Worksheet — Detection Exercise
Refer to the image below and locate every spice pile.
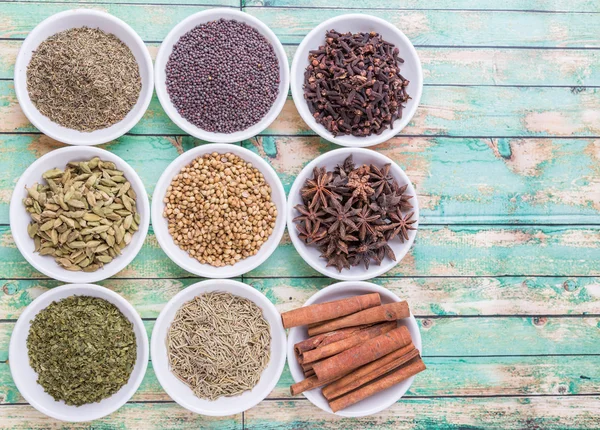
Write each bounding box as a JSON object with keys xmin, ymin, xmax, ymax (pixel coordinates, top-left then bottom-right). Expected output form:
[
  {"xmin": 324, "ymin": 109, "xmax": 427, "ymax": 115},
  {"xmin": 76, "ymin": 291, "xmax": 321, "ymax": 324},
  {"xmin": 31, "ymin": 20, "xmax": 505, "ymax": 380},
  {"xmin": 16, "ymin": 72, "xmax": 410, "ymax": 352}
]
[
  {"xmin": 27, "ymin": 27, "xmax": 141, "ymax": 132},
  {"xmin": 163, "ymin": 152, "xmax": 277, "ymax": 267},
  {"xmin": 23, "ymin": 157, "xmax": 140, "ymax": 272},
  {"xmin": 166, "ymin": 19, "xmax": 280, "ymax": 133},
  {"xmin": 167, "ymin": 292, "xmax": 271, "ymax": 400},
  {"xmin": 282, "ymin": 293, "xmax": 425, "ymax": 412},
  {"xmin": 293, "ymin": 155, "xmax": 415, "ymax": 272},
  {"xmin": 303, "ymin": 30, "xmax": 410, "ymax": 137},
  {"xmin": 27, "ymin": 296, "xmax": 137, "ymax": 406}
]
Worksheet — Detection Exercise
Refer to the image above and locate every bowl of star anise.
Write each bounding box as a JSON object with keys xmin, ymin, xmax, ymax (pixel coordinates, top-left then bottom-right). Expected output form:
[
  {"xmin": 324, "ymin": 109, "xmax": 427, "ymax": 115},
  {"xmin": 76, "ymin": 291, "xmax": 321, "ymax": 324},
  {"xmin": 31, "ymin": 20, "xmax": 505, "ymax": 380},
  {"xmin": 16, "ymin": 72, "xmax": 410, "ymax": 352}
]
[{"xmin": 287, "ymin": 148, "xmax": 418, "ymax": 281}]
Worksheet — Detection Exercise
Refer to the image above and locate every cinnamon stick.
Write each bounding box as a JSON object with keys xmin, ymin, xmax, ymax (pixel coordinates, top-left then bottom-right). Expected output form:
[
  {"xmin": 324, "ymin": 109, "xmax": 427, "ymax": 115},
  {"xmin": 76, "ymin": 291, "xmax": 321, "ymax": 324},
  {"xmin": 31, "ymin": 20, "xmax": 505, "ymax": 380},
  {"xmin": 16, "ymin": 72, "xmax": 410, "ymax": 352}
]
[
  {"xmin": 322, "ymin": 344, "xmax": 419, "ymax": 400},
  {"xmin": 313, "ymin": 325, "xmax": 412, "ymax": 382},
  {"xmin": 294, "ymin": 325, "xmax": 367, "ymax": 358},
  {"xmin": 329, "ymin": 357, "xmax": 426, "ymax": 412},
  {"xmin": 290, "ymin": 375, "xmax": 334, "ymax": 396},
  {"xmin": 304, "ymin": 369, "xmax": 315, "ymax": 377},
  {"xmin": 308, "ymin": 301, "xmax": 410, "ymax": 336},
  {"xmin": 302, "ymin": 322, "xmax": 396, "ymax": 364},
  {"xmin": 281, "ymin": 293, "xmax": 381, "ymax": 329}
]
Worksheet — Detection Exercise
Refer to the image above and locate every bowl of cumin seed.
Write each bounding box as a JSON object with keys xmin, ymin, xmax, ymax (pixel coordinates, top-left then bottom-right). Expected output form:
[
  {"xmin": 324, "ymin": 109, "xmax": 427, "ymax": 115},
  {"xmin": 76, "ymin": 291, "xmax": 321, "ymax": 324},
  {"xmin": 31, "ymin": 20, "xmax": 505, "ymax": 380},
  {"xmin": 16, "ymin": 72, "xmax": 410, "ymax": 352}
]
[{"xmin": 14, "ymin": 10, "xmax": 154, "ymax": 146}]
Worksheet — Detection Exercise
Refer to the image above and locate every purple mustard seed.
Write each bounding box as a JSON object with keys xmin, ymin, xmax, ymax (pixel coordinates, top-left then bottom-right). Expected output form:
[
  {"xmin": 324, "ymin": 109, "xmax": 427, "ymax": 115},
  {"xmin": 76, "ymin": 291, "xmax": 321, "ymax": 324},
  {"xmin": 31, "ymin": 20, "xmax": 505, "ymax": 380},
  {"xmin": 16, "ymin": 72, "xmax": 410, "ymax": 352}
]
[{"xmin": 166, "ymin": 19, "xmax": 280, "ymax": 134}]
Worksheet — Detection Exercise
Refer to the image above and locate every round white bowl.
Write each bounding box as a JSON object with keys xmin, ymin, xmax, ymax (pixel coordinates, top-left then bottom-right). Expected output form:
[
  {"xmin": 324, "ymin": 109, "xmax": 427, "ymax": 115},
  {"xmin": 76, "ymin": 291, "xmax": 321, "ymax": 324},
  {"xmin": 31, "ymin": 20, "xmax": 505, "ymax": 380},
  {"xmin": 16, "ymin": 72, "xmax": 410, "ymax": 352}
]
[
  {"xmin": 14, "ymin": 9, "xmax": 154, "ymax": 146},
  {"xmin": 155, "ymin": 9, "xmax": 290, "ymax": 143},
  {"xmin": 10, "ymin": 146, "xmax": 150, "ymax": 283},
  {"xmin": 9, "ymin": 283, "xmax": 149, "ymax": 422},
  {"xmin": 151, "ymin": 143, "xmax": 286, "ymax": 278},
  {"xmin": 291, "ymin": 14, "xmax": 423, "ymax": 148},
  {"xmin": 151, "ymin": 279, "xmax": 286, "ymax": 416},
  {"xmin": 287, "ymin": 147, "xmax": 418, "ymax": 281},
  {"xmin": 287, "ymin": 281, "xmax": 421, "ymax": 417}
]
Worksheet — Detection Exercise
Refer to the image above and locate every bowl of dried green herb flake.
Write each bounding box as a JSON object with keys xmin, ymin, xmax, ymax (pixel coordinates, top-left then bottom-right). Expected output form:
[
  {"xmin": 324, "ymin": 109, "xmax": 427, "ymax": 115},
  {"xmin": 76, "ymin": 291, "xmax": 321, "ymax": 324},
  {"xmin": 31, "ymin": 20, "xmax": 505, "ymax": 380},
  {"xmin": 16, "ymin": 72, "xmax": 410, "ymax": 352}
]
[
  {"xmin": 14, "ymin": 9, "xmax": 153, "ymax": 145},
  {"xmin": 10, "ymin": 146, "xmax": 150, "ymax": 283},
  {"xmin": 9, "ymin": 283, "xmax": 148, "ymax": 422}
]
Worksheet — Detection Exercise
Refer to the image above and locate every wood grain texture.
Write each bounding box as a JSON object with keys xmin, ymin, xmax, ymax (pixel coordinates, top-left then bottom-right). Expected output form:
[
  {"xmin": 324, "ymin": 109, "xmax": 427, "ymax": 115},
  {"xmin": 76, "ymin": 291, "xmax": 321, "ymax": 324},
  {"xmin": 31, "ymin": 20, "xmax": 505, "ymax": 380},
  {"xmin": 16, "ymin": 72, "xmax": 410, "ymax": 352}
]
[{"xmin": 244, "ymin": 397, "xmax": 600, "ymax": 429}]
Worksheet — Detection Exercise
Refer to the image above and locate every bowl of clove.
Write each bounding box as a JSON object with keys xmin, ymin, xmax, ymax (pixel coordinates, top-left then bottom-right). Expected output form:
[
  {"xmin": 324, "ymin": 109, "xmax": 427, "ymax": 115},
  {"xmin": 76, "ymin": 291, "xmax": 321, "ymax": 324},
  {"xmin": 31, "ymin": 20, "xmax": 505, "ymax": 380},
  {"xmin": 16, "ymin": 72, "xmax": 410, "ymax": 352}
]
[
  {"xmin": 290, "ymin": 14, "xmax": 423, "ymax": 148},
  {"xmin": 287, "ymin": 147, "xmax": 418, "ymax": 281},
  {"xmin": 10, "ymin": 146, "xmax": 150, "ymax": 283}
]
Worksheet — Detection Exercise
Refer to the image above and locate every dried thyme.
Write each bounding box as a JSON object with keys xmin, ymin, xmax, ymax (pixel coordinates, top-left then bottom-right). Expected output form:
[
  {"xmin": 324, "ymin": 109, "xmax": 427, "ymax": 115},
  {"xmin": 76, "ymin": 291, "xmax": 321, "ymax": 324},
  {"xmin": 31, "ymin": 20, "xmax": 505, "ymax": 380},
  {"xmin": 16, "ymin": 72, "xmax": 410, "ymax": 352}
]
[
  {"xmin": 294, "ymin": 155, "xmax": 416, "ymax": 272},
  {"xmin": 27, "ymin": 296, "xmax": 137, "ymax": 406},
  {"xmin": 26, "ymin": 27, "xmax": 141, "ymax": 132},
  {"xmin": 23, "ymin": 157, "xmax": 140, "ymax": 272}
]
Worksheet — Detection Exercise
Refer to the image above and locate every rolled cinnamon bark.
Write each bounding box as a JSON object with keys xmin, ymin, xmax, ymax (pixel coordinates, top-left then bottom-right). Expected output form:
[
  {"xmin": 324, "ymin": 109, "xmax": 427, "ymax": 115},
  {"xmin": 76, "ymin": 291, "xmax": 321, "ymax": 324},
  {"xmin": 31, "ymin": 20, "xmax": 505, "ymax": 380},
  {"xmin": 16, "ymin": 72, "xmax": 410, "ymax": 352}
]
[
  {"xmin": 302, "ymin": 322, "xmax": 397, "ymax": 364},
  {"xmin": 290, "ymin": 375, "xmax": 334, "ymax": 396},
  {"xmin": 322, "ymin": 345, "xmax": 419, "ymax": 400},
  {"xmin": 281, "ymin": 293, "xmax": 381, "ymax": 329},
  {"xmin": 313, "ymin": 326, "xmax": 412, "ymax": 382},
  {"xmin": 304, "ymin": 369, "xmax": 315, "ymax": 377},
  {"xmin": 294, "ymin": 325, "xmax": 368, "ymax": 359},
  {"xmin": 329, "ymin": 357, "xmax": 426, "ymax": 412},
  {"xmin": 308, "ymin": 301, "xmax": 410, "ymax": 336}
]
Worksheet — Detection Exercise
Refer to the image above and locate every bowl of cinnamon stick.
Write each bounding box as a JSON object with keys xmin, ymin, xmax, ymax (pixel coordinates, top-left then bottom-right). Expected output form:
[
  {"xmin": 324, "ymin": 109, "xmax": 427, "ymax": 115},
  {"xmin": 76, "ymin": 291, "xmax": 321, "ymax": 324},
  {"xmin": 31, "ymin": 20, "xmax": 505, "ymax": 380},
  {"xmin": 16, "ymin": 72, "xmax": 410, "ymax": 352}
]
[{"xmin": 283, "ymin": 281, "xmax": 424, "ymax": 417}]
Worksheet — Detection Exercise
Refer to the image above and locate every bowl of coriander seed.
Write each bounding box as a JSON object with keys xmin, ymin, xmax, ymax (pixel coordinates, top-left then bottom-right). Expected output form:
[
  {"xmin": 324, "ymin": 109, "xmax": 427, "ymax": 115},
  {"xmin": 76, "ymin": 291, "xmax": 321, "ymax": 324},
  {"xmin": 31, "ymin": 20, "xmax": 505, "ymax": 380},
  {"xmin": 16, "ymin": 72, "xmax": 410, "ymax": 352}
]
[{"xmin": 151, "ymin": 144, "xmax": 287, "ymax": 278}]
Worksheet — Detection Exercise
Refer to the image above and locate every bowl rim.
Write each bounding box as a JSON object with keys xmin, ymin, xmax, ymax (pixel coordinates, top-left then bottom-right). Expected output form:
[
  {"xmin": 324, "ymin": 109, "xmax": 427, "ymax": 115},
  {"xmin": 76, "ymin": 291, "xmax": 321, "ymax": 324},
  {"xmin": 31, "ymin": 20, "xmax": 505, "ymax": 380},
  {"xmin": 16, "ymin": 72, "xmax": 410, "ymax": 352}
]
[
  {"xmin": 9, "ymin": 146, "xmax": 150, "ymax": 283},
  {"xmin": 154, "ymin": 8, "xmax": 290, "ymax": 143},
  {"xmin": 13, "ymin": 9, "xmax": 154, "ymax": 146},
  {"xmin": 286, "ymin": 281, "xmax": 422, "ymax": 417},
  {"xmin": 150, "ymin": 278, "xmax": 287, "ymax": 416},
  {"xmin": 151, "ymin": 143, "xmax": 287, "ymax": 278},
  {"xmin": 9, "ymin": 283, "xmax": 149, "ymax": 422},
  {"xmin": 290, "ymin": 13, "xmax": 423, "ymax": 148},
  {"xmin": 286, "ymin": 147, "xmax": 419, "ymax": 281}
]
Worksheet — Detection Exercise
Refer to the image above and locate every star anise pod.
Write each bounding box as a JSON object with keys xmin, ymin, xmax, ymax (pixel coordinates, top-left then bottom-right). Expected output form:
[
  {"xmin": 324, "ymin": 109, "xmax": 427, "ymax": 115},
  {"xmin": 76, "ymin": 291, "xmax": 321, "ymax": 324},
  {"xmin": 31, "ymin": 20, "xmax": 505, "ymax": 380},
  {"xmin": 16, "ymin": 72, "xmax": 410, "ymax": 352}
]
[
  {"xmin": 322, "ymin": 198, "xmax": 359, "ymax": 235},
  {"xmin": 391, "ymin": 182, "xmax": 414, "ymax": 211},
  {"xmin": 347, "ymin": 171, "xmax": 375, "ymax": 203},
  {"xmin": 379, "ymin": 210, "xmax": 417, "ymax": 242},
  {"xmin": 369, "ymin": 192, "xmax": 402, "ymax": 218},
  {"xmin": 326, "ymin": 252, "xmax": 351, "ymax": 272},
  {"xmin": 296, "ymin": 220, "xmax": 327, "ymax": 244},
  {"xmin": 318, "ymin": 225, "xmax": 358, "ymax": 257},
  {"xmin": 376, "ymin": 242, "xmax": 396, "ymax": 263},
  {"xmin": 353, "ymin": 205, "xmax": 382, "ymax": 241},
  {"xmin": 301, "ymin": 167, "xmax": 340, "ymax": 209},
  {"xmin": 293, "ymin": 204, "xmax": 325, "ymax": 231},
  {"xmin": 369, "ymin": 163, "xmax": 394, "ymax": 198},
  {"xmin": 349, "ymin": 237, "xmax": 385, "ymax": 269},
  {"xmin": 334, "ymin": 155, "xmax": 355, "ymax": 177}
]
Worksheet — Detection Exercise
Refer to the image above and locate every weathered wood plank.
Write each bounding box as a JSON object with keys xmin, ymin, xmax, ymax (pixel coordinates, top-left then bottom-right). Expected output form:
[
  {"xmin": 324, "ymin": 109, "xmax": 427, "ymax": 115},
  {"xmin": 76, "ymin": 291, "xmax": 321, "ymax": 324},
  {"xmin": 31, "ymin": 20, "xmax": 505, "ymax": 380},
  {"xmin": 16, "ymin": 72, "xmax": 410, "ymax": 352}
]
[
  {"xmin": 249, "ymin": 226, "xmax": 600, "ymax": 278},
  {"xmin": 0, "ymin": 403, "xmax": 242, "ymax": 429},
  {"xmin": 244, "ymin": 397, "xmax": 600, "ymax": 430},
  {"xmin": 3, "ymin": 134, "xmax": 600, "ymax": 225},
  {"xmin": 3, "ymin": 40, "xmax": 600, "ymax": 86},
  {"xmin": 1, "ymin": 4, "xmax": 599, "ymax": 48},
  {"xmin": 2, "ymin": 277, "xmax": 599, "ymax": 320},
  {"xmin": 2, "ymin": 316, "xmax": 600, "ymax": 360},
  {"xmin": 2, "ymin": 355, "xmax": 600, "ymax": 404},
  {"xmin": 2, "ymin": 225, "xmax": 600, "ymax": 279},
  {"xmin": 3, "ymin": 81, "xmax": 600, "ymax": 136},
  {"xmin": 244, "ymin": 0, "xmax": 600, "ymax": 12},
  {"xmin": 245, "ymin": 7, "xmax": 600, "ymax": 47}
]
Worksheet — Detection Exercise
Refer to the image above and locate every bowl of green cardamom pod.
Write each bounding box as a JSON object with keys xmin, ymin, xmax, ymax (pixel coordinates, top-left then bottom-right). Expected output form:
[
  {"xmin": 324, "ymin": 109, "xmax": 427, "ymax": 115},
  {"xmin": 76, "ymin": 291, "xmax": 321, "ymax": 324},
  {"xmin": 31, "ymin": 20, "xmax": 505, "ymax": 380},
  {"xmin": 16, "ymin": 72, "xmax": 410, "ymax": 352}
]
[
  {"xmin": 9, "ymin": 283, "xmax": 148, "ymax": 422},
  {"xmin": 10, "ymin": 146, "xmax": 150, "ymax": 283}
]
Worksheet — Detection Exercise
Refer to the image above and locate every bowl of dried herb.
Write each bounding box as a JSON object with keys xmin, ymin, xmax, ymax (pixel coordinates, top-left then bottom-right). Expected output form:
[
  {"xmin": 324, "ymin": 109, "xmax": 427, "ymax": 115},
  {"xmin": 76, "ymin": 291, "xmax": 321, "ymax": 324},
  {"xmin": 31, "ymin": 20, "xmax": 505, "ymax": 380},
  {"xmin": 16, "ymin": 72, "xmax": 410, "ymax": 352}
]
[
  {"xmin": 290, "ymin": 14, "xmax": 423, "ymax": 147},
  {"xmin": 9, "ymin": 283, "xmax": 148, "ymax": 422},
  {"xmin": 14, "ymin": 9, "xmax": 154, "ymax": 145},
  {"xmin": 10, "ymin": 146, "xmax": 150, "ymax": 283},
  {"xmin": 287, "ymin": 147, "xmax": 418, "ymax": 281}
]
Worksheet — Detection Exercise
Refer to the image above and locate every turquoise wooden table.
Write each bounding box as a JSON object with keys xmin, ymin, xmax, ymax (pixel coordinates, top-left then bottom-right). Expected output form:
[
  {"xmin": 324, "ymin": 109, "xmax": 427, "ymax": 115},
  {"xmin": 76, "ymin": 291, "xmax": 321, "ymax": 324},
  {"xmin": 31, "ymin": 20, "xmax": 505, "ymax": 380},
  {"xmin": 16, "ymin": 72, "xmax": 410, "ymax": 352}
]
[{"xmin": 1, "ymin": 0, "xmax": 600, "ymax": 428}]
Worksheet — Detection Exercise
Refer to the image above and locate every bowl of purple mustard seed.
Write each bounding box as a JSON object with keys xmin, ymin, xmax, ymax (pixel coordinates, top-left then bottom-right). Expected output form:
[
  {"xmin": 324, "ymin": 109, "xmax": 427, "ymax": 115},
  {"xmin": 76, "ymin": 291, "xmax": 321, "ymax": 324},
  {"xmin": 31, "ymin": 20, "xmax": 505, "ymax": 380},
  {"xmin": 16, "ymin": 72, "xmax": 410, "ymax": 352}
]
[
  {"xmin": 291, "ymin": 14, "xmax": 423, "ymax": 148},
  {"xmin": 155, "ymin": 9, "xmax": 289, "ymax": 143},
  {"xmin": 286, "ymin": 148, "xmax": 419, "ymax": 281}
]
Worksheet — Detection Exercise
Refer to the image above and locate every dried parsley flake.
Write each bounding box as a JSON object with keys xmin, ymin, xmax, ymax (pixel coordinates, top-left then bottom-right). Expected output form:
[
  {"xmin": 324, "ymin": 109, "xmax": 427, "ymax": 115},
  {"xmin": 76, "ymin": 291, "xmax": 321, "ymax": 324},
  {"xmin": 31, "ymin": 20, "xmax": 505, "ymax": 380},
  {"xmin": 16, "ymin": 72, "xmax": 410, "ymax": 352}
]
[{"xmin": 26, "ymin": 295, "xmax": 137, "ymax": 406}]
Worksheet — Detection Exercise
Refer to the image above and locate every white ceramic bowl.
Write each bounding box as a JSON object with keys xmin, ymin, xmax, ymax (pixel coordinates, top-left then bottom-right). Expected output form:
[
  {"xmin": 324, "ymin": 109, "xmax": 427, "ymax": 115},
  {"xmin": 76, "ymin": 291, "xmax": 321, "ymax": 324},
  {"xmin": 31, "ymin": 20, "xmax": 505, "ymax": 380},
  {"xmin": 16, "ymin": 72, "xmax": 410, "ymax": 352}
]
[
  {"xmin": 287, "ymin": 147, "xmax": 418, "ymax": 281},
  {"xmin": 14, "ymin": 10, "xmax": 154, "ymax": 146},
  {"xmin": 151, "ymin": 279, "xmax": 286, "ymax": 416},
  {"xmin": 291, "ymin": 14, "xmax": 423, "ymax": 147},
  {"xmin": 9, "ymin": 283, "xmax": 149, "ymax": 422},
  {"xmin": 151, "ymin": 143, "xmax": 286, "ymax": 278},
  {"xmin": 287, "ymin": 281, "xmax": 422, "ymax": 417},
  {"xmin": 155, "ymin": 9, "xmax": 289, "ymax": 143},
  {"xmin": 10, "ymin": 146, "xmax": 150, "ymax": 283}
]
